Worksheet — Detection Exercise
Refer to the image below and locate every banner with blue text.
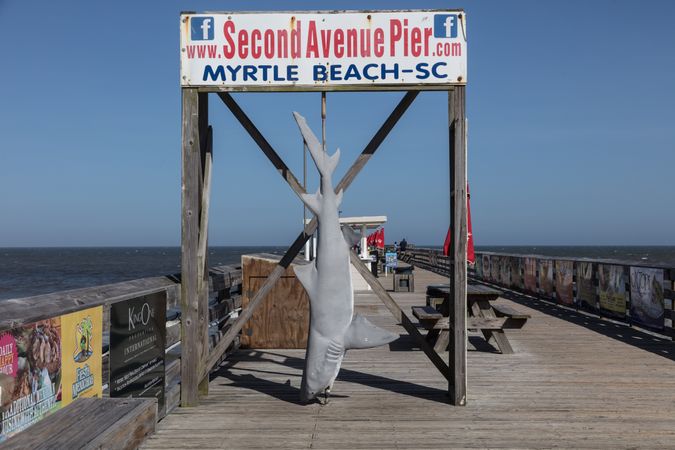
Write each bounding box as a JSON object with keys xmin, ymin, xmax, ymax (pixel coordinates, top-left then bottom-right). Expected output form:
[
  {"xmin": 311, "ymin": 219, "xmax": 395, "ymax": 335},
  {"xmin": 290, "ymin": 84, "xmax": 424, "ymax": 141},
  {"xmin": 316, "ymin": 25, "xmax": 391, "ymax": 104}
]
[{"xmin": 180, "ymin": 10, "xmax": 467, "ymax": 89}]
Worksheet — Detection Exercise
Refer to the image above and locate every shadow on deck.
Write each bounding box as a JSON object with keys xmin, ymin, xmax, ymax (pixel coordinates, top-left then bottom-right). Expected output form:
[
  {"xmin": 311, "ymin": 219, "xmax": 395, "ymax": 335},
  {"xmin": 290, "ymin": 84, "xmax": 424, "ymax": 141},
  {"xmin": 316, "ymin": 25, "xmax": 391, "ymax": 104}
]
[{"xmin": 212, "ymin": 349, "xmax": 450, "ymax": 406}]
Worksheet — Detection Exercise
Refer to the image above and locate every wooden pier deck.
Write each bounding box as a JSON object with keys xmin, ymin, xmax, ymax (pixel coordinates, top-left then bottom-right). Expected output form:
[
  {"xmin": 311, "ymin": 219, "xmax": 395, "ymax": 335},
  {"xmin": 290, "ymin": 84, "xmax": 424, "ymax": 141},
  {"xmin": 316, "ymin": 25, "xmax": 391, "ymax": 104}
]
[{"xmin": 143, "ymin": 267, "xmax": 675, "ymax": 449}]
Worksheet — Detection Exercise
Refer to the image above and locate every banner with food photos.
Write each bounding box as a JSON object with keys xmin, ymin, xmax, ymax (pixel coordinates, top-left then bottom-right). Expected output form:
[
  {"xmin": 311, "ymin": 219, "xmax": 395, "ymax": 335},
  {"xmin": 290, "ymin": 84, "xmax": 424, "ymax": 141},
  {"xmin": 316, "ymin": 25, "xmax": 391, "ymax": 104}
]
[{"xmin": 0, "ymin": 319, "xmax": 62, "ymax": 441}]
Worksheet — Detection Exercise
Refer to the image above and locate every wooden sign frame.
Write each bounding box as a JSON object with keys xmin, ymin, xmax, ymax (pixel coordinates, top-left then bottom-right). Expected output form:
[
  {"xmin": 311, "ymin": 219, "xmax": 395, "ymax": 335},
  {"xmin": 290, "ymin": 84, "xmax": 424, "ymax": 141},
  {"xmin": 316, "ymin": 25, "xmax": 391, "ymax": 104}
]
[{"xmin": 179, "ymin": 10, "xmax": 468, "ymax": 408}]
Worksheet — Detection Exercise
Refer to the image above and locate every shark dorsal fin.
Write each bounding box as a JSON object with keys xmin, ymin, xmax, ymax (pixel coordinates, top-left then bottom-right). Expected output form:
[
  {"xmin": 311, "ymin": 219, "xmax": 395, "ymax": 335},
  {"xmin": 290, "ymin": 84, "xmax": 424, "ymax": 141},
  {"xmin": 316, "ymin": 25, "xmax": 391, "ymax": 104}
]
[{"xmin": 343, "ymin": 314, "xmax": 399, "ymax": 350}]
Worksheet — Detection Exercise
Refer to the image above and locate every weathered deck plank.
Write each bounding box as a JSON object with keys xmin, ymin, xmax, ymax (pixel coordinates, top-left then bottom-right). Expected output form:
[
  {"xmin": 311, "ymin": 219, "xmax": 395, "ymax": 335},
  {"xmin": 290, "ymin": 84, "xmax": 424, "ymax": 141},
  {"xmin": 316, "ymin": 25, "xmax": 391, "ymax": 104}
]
[{"xmin": 143, "ymin": 267, "xmax": 675, "ymax": 449}]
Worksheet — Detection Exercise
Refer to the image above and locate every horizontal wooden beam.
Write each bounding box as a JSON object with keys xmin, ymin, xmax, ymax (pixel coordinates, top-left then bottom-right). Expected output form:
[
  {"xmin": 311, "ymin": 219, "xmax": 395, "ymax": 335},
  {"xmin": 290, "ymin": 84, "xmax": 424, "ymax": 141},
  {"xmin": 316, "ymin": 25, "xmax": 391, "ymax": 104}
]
[{"xmin": 195, "ymin": 85, "xmax": 457, "ymax": 93}]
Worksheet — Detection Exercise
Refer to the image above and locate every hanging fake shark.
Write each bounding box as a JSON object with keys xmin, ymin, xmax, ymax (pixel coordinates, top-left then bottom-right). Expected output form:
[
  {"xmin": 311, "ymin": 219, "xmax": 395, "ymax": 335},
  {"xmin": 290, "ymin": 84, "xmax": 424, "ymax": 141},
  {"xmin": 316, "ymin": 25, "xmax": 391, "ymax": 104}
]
[{"xmin": 292, "ymin": 112, "xmax": 399, "ymax": 403}]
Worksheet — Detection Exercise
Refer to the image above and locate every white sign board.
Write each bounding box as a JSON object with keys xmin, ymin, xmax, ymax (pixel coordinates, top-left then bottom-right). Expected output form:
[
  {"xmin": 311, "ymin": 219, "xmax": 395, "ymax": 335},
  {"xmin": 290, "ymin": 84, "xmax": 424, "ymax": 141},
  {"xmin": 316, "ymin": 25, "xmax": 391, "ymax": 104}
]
[{"xmin": 180, "ymin": 10, "xmax": 467, "ymax": 90}]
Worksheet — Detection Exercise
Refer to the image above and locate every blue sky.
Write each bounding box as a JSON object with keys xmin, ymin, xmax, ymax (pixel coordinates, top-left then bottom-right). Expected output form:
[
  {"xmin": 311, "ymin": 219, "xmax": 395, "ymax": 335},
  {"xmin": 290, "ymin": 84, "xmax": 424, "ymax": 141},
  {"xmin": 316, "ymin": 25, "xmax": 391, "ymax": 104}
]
[{"xmin": 1, "ymin": 0, "xmax": 673, "ymax": 247}]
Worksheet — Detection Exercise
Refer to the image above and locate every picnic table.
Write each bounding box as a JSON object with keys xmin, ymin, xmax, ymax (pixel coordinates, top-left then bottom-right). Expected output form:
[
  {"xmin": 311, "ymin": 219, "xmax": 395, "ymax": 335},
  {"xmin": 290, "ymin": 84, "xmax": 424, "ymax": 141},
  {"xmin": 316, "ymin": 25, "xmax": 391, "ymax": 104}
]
[{"xmin": 412, "ymin": 283, "xmax": 529, "ymax": 354}]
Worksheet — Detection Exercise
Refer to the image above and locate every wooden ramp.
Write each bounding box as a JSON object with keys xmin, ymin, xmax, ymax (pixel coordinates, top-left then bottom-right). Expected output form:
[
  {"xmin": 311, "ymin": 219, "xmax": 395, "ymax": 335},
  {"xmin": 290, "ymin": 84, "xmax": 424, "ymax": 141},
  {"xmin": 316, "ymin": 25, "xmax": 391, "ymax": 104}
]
[{"xmin": 143, "ymin": 268, "xmax": 675, "ymax": 449}]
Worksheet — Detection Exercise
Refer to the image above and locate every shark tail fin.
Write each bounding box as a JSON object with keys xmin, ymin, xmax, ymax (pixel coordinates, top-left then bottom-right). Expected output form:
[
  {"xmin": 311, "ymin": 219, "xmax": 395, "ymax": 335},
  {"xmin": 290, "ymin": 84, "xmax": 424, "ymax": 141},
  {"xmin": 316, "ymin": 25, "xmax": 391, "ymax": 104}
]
[
  {"xmin": 344, "ymin": 314, "xmax": 399, "ymax": 350},
  {"xmin": 293, "ymin": 112, "xmax": 340, "ymax": 178},
  {"xmin": 294, "ymin": 260, "xmax": 317, "ymax": 300}
]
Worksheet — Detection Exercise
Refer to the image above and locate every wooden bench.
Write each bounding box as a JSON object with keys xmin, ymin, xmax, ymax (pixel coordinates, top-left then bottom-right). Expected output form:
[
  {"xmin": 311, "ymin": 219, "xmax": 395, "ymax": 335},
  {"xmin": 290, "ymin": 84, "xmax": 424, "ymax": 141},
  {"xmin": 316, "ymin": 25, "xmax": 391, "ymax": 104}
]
[
  {"xmin": 2, "ymin": 397, "xmax": 157, "ymax": 450},
  {"xmin": 492, "ymin": 303, "xmax": 531, "ymax": 329},
  {"xmin": 413, "ymin": 284, "xmax": 530, "ymax": 354}
]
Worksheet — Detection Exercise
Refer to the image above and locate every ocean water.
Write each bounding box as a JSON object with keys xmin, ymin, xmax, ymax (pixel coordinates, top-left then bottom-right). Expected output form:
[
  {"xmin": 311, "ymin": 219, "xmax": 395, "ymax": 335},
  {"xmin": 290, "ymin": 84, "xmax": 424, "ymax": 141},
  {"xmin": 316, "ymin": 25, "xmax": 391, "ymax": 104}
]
[
  {"xmin": 0, "ymin": 246, "xmax": 285, "ymax": 301},
  {"xmin": 1, "ymin": 246, "xmax": 674, "ymax": 301}
]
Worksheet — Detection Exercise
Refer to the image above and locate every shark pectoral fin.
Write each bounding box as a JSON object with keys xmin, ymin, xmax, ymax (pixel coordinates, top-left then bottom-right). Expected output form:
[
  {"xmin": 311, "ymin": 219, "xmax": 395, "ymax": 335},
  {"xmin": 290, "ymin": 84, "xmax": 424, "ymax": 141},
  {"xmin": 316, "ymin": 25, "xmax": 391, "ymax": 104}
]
[
  {"xmin": 344, "ymin": 314, "xmax": 399, "ymax": 350},
  {"xmin": 341, "ymin": 225, "xmax": 360, "ymax": 247},
  {"xmin": 300, "ymin": 188, "xmax": 322, "ymax": 216},
  {"xmin": 294, "ymin": 260, "xmax": 317, "ymax": 299}
]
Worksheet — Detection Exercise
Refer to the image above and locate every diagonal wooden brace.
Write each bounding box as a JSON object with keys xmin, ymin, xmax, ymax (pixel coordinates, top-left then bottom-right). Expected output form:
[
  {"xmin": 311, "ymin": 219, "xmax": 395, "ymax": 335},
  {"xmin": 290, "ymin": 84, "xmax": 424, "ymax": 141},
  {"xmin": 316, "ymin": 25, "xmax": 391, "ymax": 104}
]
[{"xmin": 201, "ymin": 91, "xmax": 419, "ymax": 380}]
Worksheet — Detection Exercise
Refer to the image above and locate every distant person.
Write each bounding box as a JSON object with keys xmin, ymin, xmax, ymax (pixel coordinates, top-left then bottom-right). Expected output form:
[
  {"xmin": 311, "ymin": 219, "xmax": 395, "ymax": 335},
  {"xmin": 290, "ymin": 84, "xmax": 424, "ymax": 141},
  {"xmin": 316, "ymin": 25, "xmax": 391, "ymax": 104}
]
[
  {"xmin": 399, "ymin": 238, "xmax": 408, "ymax": 252},
  {"xmin": 394, "ymin": 241, "xmax": 398, "ymax": 251}
]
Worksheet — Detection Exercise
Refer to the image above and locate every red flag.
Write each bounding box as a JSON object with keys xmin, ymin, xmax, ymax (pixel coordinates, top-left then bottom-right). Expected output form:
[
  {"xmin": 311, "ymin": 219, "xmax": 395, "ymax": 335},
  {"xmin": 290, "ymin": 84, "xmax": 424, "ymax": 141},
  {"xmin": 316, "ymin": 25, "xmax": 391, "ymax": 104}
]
[
  {"xmin": 376, "ymin": 228, "xmax": 385, "ymax": 248},
  {"xmin": 443, "ymin": 184, "xmax": 475, "ymax": 264},
  {"xmin": 467, "ymin": 187, "xmax": 475, "ymax": 263}
]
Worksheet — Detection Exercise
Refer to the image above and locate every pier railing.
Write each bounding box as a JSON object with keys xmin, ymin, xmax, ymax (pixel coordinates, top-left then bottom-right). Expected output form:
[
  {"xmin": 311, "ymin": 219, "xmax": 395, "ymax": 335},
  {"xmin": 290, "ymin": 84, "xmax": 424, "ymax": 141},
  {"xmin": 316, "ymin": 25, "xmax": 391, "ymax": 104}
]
[
  {"xmin": 0, "ymin": 264, "xmax": 242, "ymax": 428},
  {"xmin": 400, "ymin": 248, "xmax": 675, "ymax": 340}
]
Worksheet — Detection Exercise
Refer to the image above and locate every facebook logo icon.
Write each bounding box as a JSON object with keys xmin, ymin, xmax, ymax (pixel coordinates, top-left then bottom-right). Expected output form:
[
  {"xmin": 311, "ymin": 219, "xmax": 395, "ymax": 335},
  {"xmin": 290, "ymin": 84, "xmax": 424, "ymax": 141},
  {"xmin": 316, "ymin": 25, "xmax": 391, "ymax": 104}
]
[
  {"xmin": 433, "ymin": 14, "xmax": 458, "ymax": 38},
  {"xmin": 191, "ymin": 17, "xmax": 214, "ymax": 41}
]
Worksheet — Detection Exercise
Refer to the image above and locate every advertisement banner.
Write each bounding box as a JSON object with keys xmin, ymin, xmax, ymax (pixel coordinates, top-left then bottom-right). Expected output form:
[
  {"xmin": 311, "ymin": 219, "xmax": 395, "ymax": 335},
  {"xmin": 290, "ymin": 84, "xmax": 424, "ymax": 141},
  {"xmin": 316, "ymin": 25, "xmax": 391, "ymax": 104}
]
[
  {"xmin": 180, "ymin": 11, "xmax": 467, "ymax": 89},
  {"xmin": 598, "ymin": 264, "xmax": 626, "ymax": 316},
  {"xmin": 524, "ymin": 257, "xmax": 537, "ymax": 292},
  {"xmin": 385, "ymin": 252, "xmax": 397, "ymax": 269},
  {"xmin": 538, "ymin": 259, "xmax": 554, "ymax": 296},
  {"xmin": 510, "ymin": 257, "xmax": 522, "ymax": 289},
  {"xmin": 60, "ymin": 307, "xmax": 102, "ymax": 407},
  {"xmin": 629, "ymin": 267, "xmax": 665, "ymax": 329},
  {"xmin": 577, "ymin": 261, "xmax": 596, "ymax": 309},
  {"xmin": 110, "ymin": 292, "xmax": 166, "ymax": 412},
  {"xmin": 490, "ymin": 256, "xmax": 500, "ymax": 283},
  {"xmin": 482, "ymin": 254, "xmax": 490, "ymax": 281},
  {"xmin": 500, "ymin": 257, "xmax": 510, "ymax": 286},
  {"xmin": 1, "ymin": 319, "xmax": 62, "ymax": 441},
  {"xmin": 475, "ymin": 254, "xmax": 483, "ymax": 278},
  {"xmin": 555, "ymin": 260, "xmax": 574, "ymax": 305}
]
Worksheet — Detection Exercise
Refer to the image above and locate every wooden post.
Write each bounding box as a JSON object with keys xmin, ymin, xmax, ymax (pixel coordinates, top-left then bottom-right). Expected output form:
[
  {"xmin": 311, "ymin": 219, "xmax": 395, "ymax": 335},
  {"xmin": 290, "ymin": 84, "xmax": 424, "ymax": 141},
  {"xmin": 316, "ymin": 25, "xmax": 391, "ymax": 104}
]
[
  {"xmin": 181, "ymin": 88, "xmax": 201, "ymax": 406},
  {"xmin": 449, "ymin": 87, "xmax": 467, "ymax": 406}
]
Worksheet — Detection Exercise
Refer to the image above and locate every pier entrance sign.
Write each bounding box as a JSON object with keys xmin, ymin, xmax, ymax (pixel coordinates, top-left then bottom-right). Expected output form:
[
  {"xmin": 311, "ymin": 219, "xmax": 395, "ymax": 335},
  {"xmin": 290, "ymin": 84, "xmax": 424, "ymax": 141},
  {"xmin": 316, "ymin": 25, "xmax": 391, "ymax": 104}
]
[
  {"xmin": 179, "ymin": 8, "xmax": 469, "ymax": 409},
  {"xmin": 180, "ymin": 10, "xmax": 466, "ymax": 89}
]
